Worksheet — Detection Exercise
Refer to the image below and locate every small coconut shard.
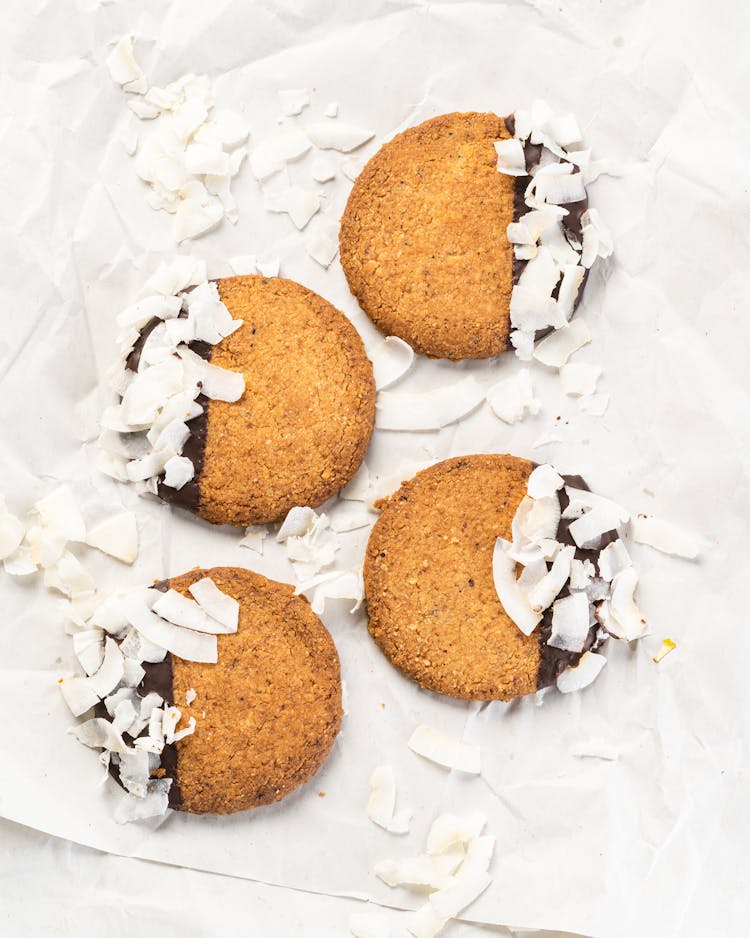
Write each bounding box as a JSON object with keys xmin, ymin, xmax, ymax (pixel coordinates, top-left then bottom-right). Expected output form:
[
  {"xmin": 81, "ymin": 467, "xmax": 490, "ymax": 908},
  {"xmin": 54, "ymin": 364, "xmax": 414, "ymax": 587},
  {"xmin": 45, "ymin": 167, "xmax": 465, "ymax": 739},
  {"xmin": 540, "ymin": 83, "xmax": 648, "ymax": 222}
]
[{"xmin": 407, "ymin": 725, "xmax": 481, "ymax": 774}]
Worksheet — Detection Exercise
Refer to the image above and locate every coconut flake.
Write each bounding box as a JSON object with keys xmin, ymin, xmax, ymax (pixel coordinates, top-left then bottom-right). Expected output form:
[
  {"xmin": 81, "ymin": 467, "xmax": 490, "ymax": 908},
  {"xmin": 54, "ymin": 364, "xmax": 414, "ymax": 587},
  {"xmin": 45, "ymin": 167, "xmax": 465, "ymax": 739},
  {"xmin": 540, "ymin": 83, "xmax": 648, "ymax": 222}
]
[
  {"xmin": 277, "ymin": 506, "xmax": 318, "ymax": 541},
  {"xmin": 630, "ymin": 515, "xmax": 704, "ymax": 560},
  {"xmin": 187, "ymin": 577, "xmax": 239, "ymax": 632},
  {"xmin": 250, "ymin": 129, "xmax": 311, "ymax": 179},
  {"xmin": 492, "ymin": 540, "xmax": 542, "ymax": 634},
  {"xmin": 429, "ymin": 869, "xmax": 492, "ymax": 919},
  {"xmin": 324, "ymin": 101, "xmax": 339, "ymax": 118},
  {"xmin": 114, "ymin": 785, "xmax": 170, "ymax": 824},
  {"xmin": 264, "ymin": 184, "xmax": 322, "ymax": 230},
  {"xmin": 44, "ymin": 552, "xmax": 96, "ymax": 598},
  {"xmin": 239, "ymin": 525, "xmax": 266, "ymax": 553},
  {"xmin": 123, "ymin": 591, "xmax": 218, "ymax": 662},
  {"xmin": 306, "ymin": 122, "xmax": 374, "ymax": 152},
  {"xmin": 598, "ymin": 540, "xmax": 632, "ymax": 581},
  {"xmin": 548, "ymin": 592, "xmax": 590, "ymax": 652},
  {"xmin": 426, "ymin": 813, "xmax": 486, "ymax": 855},
  {"xmin": 59, "ymin": 675, "xmax": 101, "ymax": 716},
  {"xmin": 73, "ymin": 628, "xmax": 106, "ymax": 676},
  {"xmin": 34, "ymin": 486, "xmax": 86, "ymax": 542},
  {"xmin": 376, "ymin": 377, "xmax": 484, "ymax": 431},
  {"xmin": 560, "ymin": 362, "xmax": 602, "ymax": 397},
  {"xmin": 278, "ymin": 88, "xmax": 311, "ymax": 117},
  {"xmin": 406, "ymin": 904, "xmax": 447, "ymax": 938},
  {"xmin": 309, "ymin": 571, "xmax": 363, "ymax": 616},
  {"xmin": 152, "ymin": 589, "xmax": 211, "ymax": 632},
  {"xmin": 106, "ymin": 36, "xmax": 146, "ymax": 93},
  {"xmin": 486, "ymin": 368, "xmax": 540, "ymax": 424},
  {"xmin": 526, "ymin": 545, "xmax": 575, "ymax": 613},
  {"xmin": 604, "ymin": 566, "xmax": 647, "ymax": 640},
  {"xmin": 375, "ymin": 846, "xmax": 465, "ymax": 890},
  {"xmin": 371, "ymin": 336, "xmax": 414, "ymax": 390},
  {"xmin": 311, "ymin": 156, "xmax": 337, "ymax": 183},
  {"xmin": 367, "ymin": 765, "xmax": 411, "ymax": 833},
  {"xmin": 527, "ymin": 464, "xmax": 565, "ymax": 500},
  {"xmin": 407, "ymin": 725, "xmax": 480, "ymax": 774},
  {"xmin": 307, "ymin": 224, "xmax": 339, "ymax": 268},
  {"xmin": 494, "ymin": 138, "xmax": 527, "ymax": 175},
  {"xmin": 86, "ymin": 512, "xmax": 138, "ymax": 564},
  {"xmin": 557, "ymin": 651, "xmax": 606, "ymax": 693}
]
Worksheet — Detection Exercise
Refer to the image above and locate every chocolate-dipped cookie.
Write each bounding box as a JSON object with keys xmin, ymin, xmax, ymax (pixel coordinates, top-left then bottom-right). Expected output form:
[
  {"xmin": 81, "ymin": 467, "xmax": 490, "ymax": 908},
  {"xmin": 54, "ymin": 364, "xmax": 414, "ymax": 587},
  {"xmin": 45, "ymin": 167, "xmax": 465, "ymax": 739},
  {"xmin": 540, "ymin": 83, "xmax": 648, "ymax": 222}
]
[
  {"xmin": 103, "ymin": 274, "xmax": 376, "ymax": 527},
  {"xmin": 340, "ymin": 109, "xmax": 601, "ymax": 361},
  {"xmin": 65, "ymin": 566, "xmax": 343, "ymax": 818},
  {"xmin": 364, "ymin": 455, "xmax": 614, "ymax": 701}
]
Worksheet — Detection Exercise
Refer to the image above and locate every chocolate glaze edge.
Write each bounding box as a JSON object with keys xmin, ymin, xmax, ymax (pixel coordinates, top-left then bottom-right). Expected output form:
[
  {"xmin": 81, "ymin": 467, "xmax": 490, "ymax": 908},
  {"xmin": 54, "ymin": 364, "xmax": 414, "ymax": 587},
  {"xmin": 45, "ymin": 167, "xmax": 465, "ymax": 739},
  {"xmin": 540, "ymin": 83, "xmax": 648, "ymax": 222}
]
[
  {"xmin": 96, "ymin": 579, "xmax": 183, "ymax": 808},
  {"xmin": 124, "ymin": 312, "xmax": 213, "ymax": 515},
  {"xmin": 502, "ymin": 114, "xmax": 589, "ymax": 350},
  {"xmin": 535, "ymin": 473, "xmax": 615, "ymax": 690}
]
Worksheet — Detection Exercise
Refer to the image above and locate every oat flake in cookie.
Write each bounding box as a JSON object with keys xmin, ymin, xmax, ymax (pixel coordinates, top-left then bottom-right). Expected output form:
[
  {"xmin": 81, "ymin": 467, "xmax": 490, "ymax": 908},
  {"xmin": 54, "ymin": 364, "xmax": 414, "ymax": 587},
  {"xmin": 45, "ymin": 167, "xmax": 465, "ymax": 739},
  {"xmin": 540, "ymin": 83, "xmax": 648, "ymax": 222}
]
[
  {"xmin": 364, "ymin": 455, "xmax": 644, "ymax": 701},
  {"xmin": 100, "ymin": 264, "xmax": 376, "ymax": 526},
  {"xmin": 61, "ymin": 566, "xmax": 342, "ymax": 818},
  {"xmin": 339, "ymin": 105, "xmax": 611, "ymax": 361}
]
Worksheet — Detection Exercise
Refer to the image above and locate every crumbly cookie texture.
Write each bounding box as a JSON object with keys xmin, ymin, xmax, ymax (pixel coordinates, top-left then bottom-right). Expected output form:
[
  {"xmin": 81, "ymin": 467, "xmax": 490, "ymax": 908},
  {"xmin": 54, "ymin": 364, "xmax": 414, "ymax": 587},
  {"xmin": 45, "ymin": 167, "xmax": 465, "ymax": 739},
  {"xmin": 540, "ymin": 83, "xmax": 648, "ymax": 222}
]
[
  {"xmin": 340, "ymin": 112, "xmax": 515, "ymax": 361},
  {"xmin": 168, "ymin": 566, "xmax": 342, "ymax": 815},
  {"xmin": 197, "ymin": 275, "xmax": 375, "ymax": 526},
  {"xmin": 364, "ymin": 454, "xmax": 541, "ymax": 701}
]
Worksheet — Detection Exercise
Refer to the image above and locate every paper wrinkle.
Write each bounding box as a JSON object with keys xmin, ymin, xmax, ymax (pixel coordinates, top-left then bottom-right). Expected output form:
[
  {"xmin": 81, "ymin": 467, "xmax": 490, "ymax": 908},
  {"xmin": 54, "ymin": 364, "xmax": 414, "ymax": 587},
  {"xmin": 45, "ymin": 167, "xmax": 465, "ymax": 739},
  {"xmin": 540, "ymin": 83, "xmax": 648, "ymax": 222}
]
[{"xmin": 2, "ymin": 2, "xmax": 749, "ymax": 937}]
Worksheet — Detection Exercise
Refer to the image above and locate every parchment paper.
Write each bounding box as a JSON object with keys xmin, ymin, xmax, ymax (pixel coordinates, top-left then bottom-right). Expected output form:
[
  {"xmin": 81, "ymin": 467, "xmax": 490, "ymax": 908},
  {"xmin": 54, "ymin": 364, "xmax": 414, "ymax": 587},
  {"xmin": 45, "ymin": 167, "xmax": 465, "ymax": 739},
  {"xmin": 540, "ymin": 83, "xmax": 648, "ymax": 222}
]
[{"xmin": 1, "ymin": 1, "xmax": 748, "ymax": 935}]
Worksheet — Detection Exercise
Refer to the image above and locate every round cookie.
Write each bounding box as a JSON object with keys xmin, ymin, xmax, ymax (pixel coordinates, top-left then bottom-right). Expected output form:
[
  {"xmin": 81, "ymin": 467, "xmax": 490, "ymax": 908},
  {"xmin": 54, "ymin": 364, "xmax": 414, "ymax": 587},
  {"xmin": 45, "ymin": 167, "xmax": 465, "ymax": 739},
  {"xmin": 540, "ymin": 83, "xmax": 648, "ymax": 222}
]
[
  {"xmin": 155, "ymin": 275, "xmax": 375, "ymax": 526},
  {"xmin": 340, "ymin": 112, "xmax": 517, "ymax": 360},
  {"xmin": 364, "ymin": 455, "xmax": 597, "ymax": 701},
  {"xmin": 141, "ymin": 566, "xmax": 342, "ymax": 815}
]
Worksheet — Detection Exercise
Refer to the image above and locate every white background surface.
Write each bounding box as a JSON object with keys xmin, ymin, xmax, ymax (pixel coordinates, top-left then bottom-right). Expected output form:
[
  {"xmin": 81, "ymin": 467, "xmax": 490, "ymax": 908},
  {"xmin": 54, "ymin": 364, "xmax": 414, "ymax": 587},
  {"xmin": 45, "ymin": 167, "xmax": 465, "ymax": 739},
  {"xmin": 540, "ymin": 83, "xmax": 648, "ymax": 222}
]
[{"xmin": 2, "ymin": 0, "xmax": 749, "ymax": 935}]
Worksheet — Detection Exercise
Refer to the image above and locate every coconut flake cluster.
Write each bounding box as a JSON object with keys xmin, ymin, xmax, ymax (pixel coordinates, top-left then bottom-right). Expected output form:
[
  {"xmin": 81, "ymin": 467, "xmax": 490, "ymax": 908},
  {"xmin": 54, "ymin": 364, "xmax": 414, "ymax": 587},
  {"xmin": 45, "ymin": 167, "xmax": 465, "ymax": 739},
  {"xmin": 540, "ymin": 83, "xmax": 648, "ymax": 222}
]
[
  {"xmin": 98, "ymin": 259, "xmax": 245, "ymax": 497},
  {"xmin": 60, "ymin": 576, "xmax": 239, "ymax": 823},
  {"xmin": 106, "ymin": 36, "xmax": 250, "ymax": 241},
  {"xmin": 492, "ymin": 464, "xmax": 647, "ymax": 693},
  {"xmin": 495, "ymin": 100, "xmax": 613, "ymax": 361},
  {"xmin": 373, "ymin": 812, "xmax": 494, "ymax": 937}
]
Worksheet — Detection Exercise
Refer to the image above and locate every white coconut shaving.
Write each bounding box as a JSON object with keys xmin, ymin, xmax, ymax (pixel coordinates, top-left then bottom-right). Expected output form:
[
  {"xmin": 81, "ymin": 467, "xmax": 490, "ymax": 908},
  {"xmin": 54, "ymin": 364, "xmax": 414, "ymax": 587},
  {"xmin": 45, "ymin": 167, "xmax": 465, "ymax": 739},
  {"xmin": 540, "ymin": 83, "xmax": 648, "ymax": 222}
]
[
  {"xmin": 250, "ymin": 128, "xmax": 310, "ymax": 179},
  {"xmin": 188, "ymin": 577, "xmax": 240, "ymax": 631},
  {"xmin": 310, "ymin": 155, "xmax": 337, "ymax": 183},
  {"xmin": 238, "ymin": 525, "xmax": 267, "ymax": 554},
  {"xmin": 367, "ymin": 765, "xmax": 411, "ymax": 834},
  {"xmin": 497, "ymin": 101, "xmax": 612, "ymax": 361},
  {"xmin": 533, "ymin": 318, "xmax": 591, "ymax": 368},
  {"xmin": 629, "ymin": 514, "xmax": 705, "ymax": 560},
  {"xmin": 556, "ymin": 651, "xmax": 607, "ymax": 693},
  {"xmin": 86, "ymin": 512, "xmax": 138, "ymax": 564},
  {"xmin": 407, "ymin": 725, "xmax": 480, "ymax": 774},
  {"xmin": 107, "ymin": 39, "xmax": 249, "ymax": 240},
  {"xmin": 264, "ymin": 183, "xmax": 322, "ymax": 229},
  {"xmin": 306, "ymin": 121, "xmax": 374, "ymax": 152},
  {"xmin": 307, "ymin": 221, "xmax": 340, "ymax": 268},
  {"xmin": 376, "ymin": 377, "xmax": 484, "ymax": 431},
  {"xmin": 492, "ymin": 464, "xmax": 650, "ymax": 693},
  {"xmin": 486, "ymin": 368, "xmax": 540, "ymax": 424},
  {"xmin": 374, "ymin": 811, "xmax": 493, "ymax": 938},
  {"xmin": 278, "ymin": 506, "xmax": 340, "ymax": 579},
  {"xmin": 278, "ymin": 88, "xmax": 310, "ymax": 117},
  {"xmin": 371, "ymin": 336, "xmax": 415, "ymax": 390},
  {"xmin": 560, "ymin": 362, "xmax": 602, "ymax": 397},
  {"xmin": 98, "ymin": 267, "xmax": 245, "ymax": 496}
]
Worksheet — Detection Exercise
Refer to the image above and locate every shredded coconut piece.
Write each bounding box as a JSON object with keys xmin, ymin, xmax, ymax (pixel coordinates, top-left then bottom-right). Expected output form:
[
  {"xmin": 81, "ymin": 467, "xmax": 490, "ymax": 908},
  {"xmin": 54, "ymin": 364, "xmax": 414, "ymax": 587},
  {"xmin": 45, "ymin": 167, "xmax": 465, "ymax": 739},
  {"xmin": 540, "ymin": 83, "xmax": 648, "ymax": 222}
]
[
  {"xmin": 371, "ymin": 336, "xmax": 414, "ymax": 390},
  {"xmin": 376, "ymin": 377, "xmax": 484, "ymax": 431},
  {"xmin": 86, "ymin": 512, "xmax": 138, "ymax": 564},
  {"xmin": 486, "ymin": 368, "xmax": 540, "ymax": 424},
  {"xmin": 278, "ymin": 88, "xmax": 310, "ymax": 117},
  {"xmin": 630, "ymin": 514, "xmax": 705, "ymax": 559},
  {"xmin": 557, "ymin": 651, "xmax": 606, "ymax": 692},
  {"xmin": 560, "ymin": 362, "xmax": 602, "ymax": 397},
  {"xmin": 408, "ymin": 725, "xmax": 480, "ymax": 774},
  {"xmin": 306, "ymin": 121, "xmax": 374, "ymax": 151},
  {"xmin": 367, "ymin": 765, "xmax": 411, "ymax": 834}
]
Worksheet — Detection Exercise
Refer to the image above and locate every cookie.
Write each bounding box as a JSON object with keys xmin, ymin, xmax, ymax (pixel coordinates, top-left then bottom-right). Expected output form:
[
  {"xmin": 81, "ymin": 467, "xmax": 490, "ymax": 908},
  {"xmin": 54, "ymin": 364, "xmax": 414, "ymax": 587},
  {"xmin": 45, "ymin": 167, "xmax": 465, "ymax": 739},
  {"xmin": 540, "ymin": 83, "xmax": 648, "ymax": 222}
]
[
  {"xmin": 141, "ymin": 566, "xmax": 342, "ymax": 815},
  {"xmin": 340, "ymin": 111, "xmax": 592, "ymax": 361},
  {"xmin": 340, "ymin": 112, "xmax": 517, "ymax": 360},
  {"xmin": 364, "ymin": 455, "xmax": 602, "ymax": 701},
  {"xmin": 114, "ymin": 274, "xmax": 376, "ymax": 527}
]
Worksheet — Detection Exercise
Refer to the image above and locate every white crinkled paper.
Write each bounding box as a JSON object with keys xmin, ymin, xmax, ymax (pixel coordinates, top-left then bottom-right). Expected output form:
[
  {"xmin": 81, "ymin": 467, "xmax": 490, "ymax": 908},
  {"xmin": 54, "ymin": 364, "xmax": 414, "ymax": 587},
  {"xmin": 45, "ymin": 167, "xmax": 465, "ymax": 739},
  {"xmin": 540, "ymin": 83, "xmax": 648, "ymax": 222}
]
[{"xmin": 0, "ymin": 2, "xmax": 746, "ymax": 937}]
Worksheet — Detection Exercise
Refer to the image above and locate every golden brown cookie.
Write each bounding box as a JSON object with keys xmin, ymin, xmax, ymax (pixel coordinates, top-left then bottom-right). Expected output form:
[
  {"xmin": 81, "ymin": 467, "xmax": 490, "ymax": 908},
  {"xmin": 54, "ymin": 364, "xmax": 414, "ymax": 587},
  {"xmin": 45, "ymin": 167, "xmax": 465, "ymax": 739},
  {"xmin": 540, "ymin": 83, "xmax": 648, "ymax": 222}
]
[
  {"xmin": 141, "ymin": 566, "xmax": 342, "ymax": 815},
  {"xmin": 364, "ymin": 454, "xmax": 598, "ymax": 701},
  {"xmin": 156, "ymin": 275, "xmax": 376, "ymax": 526},
  {"xmin": 340, "ymin": 112, "xmax": 517, "ymax": 360}
]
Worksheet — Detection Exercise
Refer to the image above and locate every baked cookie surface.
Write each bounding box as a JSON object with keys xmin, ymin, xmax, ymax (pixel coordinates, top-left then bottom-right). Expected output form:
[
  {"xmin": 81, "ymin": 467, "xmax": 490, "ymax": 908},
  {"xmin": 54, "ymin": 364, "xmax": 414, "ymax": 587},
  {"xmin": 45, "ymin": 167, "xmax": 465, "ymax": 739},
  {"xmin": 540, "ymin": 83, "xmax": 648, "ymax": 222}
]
[
  {"xmin": 339, "ymin": 112, "xmax": 516, "ymax": 360},
  {"xmin": 364, "ymin": 454, "xmax": 599, "ymax": 701},
  {"xmin": 158, "ymin": 275, "xmax": 376, "ymax": 526},
  {"xmin": 143, "ymin": 566, "xmax": 342, "ymax": 815}
]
